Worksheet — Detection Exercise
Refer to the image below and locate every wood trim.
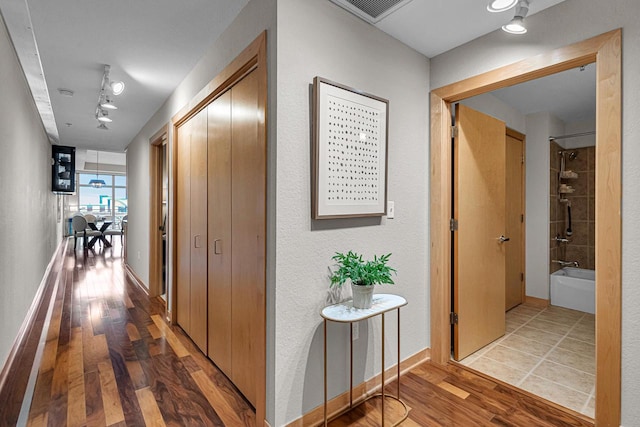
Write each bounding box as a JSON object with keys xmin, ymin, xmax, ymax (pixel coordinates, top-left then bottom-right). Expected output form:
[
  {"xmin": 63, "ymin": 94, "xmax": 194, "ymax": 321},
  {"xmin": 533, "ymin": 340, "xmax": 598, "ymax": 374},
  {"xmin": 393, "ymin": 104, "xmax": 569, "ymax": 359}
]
[
  {"xmin": 594, "ymin": 28, "xmax": 622, "ymax": 427},
  {"xmin": 0, "ymin": 238, "xmax": 67, "ymax": 425},
  {"xmin": 430, "ymin": 29, "xmax": 621, "ymax": 426},
  {"xmin": 124, "ymin": 263, "xmax": 150, "ymax": 297},
  {"xmin": 285, "ymin": 349, "xmax": 430, "ymax": 427},
  {"xmin": 524, "ymin": 296, "xmax": 549, "ymax": 308},
  {"xmin": 149, "ymin": 125, "xmax": 168, "ymax": 299},
  {"xmin": 432, "ymin": 30, "xmax": 619, "ymax": 102},
  {"xmin": 170, "ymin": 30, "xmax": 268, "ymax": 426},
  {"xmin": 507, "ymin": 128, "xmax": 527, "ymax": 305}
]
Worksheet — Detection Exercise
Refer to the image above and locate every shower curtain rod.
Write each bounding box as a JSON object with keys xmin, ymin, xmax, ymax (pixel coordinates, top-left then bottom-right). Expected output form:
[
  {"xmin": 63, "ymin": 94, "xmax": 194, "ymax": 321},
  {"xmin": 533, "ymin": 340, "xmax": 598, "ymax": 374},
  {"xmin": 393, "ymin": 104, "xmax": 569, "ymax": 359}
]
[{"xmin": 548, "ymin": 131, "xmax": 596, "ymax": 141}]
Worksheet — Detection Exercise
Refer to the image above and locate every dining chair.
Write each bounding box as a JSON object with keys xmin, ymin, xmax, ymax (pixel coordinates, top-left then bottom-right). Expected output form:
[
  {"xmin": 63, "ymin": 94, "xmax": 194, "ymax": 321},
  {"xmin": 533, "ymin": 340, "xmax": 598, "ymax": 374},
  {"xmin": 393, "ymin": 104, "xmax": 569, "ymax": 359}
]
[
  {"xmin": 71, "ymin": 215, "xmax": 102, "ymax": 250},
  {"xmin": 104, "ymin": 214, "xmax": 127, "ymax": 244}
]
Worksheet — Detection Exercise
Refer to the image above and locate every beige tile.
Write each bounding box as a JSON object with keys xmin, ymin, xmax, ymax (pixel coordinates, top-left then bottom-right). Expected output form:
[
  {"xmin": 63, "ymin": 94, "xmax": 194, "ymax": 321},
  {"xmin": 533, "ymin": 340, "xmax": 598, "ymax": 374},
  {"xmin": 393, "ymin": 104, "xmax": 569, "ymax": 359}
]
[
  {"xmin": 469, "ymin": 356, "xmax": 527, "ymax": 387},
  {"xmin": 546, "ymin": 347, "xmax": 595, "ymax": 375},
  {"xmin": 483, "ymin": 345, "xmax": 540, "ymax": 372},
  {"xmin": 570, "ymin": 196, "xmax": 588, "ymax": 220},
  {"xmin": 568, "ymin": 325, "xmax": 595, "ymax": 344},
  {"xmin": 557, "ymin": 336, "xmax": 595, "ymax": 355},
  {"xmin": 536, "ymin": 310, "xmax": 581, "ymax": 326},
  {"xmin": 500, "ymin": 334, "xmax": 553, "ymax": 357},
  {"xmin": 509, "ymin": 304, "xmax": 543, "ymax": 318},
  {"xmin": 506, "ymin": 311, "xmax": 533, "ymax": 325},
  {"xmin": 514, "ymin": 326, "xmax": 563, "ymax": 346},
  {"xmin": 578, "ymin": 314, "xmax": 595, "ymax": 328},
  {"xmin": 533, "ymin": 360, "xmax": 594, "ymax": 394},
  {"xmin": 545, "ymin": 305, "xmax": 584, "ymax": 318},
  {"xmin": 584, "ymin": 397, "xmax": 595, "ymax": 418},
  {"xmin": 526, "ymin": 318, "xmax": 572, "ymax": 335},
  {"xmin": 519, "ymin": 375, "xmax": 590, "ymax": 414}
]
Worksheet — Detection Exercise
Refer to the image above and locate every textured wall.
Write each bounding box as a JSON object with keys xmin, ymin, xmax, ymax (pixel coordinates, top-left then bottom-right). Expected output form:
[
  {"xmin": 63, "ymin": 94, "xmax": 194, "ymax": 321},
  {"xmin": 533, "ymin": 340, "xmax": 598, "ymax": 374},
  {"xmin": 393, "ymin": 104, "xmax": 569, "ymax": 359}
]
[
  {"xmin": 0, "ymin": 15, "xmax": 60, "ymax": 368},
  {"xmin": 430, "ymin": 0, "xmax": 640, "ymax": 422},
  {"xmin": 275, "ymin": 1, "xmax": 430, "ymax": 424}
]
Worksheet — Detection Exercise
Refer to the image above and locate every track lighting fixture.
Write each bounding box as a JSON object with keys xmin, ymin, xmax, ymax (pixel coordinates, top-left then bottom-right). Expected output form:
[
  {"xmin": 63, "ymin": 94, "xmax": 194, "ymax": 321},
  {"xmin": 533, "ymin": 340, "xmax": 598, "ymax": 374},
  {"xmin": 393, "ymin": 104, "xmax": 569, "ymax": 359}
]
[
  {"xmin": 501, "ymin": 0, "xmax": 529, "ymax": 34},
  {"xmin": 487, "ymin": 0, "xmax": 518, "ymax": 13},
  {"xmin": 95, "ymin": 64, "xmax": 125, "ymax": 128},
  {"xmin": 96, "ymin": 107, "xmax": 112, "ymax": 123}
]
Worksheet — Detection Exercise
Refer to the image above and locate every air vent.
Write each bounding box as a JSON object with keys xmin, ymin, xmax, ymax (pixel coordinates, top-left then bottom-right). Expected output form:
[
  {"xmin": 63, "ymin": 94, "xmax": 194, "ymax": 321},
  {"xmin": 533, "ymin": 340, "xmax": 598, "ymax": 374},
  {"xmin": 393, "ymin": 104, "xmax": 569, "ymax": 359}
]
[{"xmin": 329, "ymin": 0, "xmax": 415, "ymax": 24}]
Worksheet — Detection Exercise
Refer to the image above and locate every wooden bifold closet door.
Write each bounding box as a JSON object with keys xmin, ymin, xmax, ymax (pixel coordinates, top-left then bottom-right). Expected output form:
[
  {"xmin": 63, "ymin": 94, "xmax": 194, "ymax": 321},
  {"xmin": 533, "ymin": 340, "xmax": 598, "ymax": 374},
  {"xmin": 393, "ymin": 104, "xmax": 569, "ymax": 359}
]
[{"xmin": 176, "ymin": 69, "xmax": 261, "ymax": 406}]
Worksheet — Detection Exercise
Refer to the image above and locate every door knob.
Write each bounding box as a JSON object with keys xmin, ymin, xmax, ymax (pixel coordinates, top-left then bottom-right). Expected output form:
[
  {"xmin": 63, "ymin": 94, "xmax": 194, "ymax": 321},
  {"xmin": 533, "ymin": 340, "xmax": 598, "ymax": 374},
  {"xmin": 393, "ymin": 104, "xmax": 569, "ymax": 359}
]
[{"xmin": 498, "ymin": 235, "xmax": 510, "ymax": 243}]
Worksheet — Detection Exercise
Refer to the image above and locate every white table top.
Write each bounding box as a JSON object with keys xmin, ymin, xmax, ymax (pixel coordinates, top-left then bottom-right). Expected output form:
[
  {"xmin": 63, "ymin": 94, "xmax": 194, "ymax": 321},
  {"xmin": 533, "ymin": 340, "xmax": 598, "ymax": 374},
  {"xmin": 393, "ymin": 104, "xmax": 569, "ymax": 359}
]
[{"xmin": 321, "ymin": 293, "xmax": 407, "ymax": 323}]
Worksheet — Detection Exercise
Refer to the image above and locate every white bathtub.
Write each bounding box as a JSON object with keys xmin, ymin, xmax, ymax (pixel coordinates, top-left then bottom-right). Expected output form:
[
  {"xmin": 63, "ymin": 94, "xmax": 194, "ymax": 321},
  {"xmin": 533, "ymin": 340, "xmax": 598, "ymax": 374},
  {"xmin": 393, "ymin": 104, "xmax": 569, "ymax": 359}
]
[{"xmin": 550, "ymin": 267, "xmax": 595, "ymax": 314}]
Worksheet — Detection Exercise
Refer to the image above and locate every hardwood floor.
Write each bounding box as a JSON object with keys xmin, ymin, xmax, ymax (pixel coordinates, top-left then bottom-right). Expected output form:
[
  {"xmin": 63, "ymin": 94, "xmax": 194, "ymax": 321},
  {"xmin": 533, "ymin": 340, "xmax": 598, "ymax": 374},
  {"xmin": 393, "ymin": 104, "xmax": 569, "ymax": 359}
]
[
  {"xmin": 329, "ymin": 361, "xmax": 594, "ymax": 427},
  {"xmin": 14, "ymin": 240, "xmax": 255, "ymax": 427},
  {"xmin": 3, "ymin": 240, "xmax": 596, "ymax": 427}
]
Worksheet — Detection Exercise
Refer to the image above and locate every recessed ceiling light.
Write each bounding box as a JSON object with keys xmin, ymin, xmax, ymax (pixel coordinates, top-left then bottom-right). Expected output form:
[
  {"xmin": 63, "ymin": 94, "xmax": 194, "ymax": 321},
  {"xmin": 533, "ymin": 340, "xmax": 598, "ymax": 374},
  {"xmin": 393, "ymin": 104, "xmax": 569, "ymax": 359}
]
[
  {"xmin": 57, "ymin": 88, "xmax": 74, "ymax": 97},
  {"xmin": 65, "ymin": 122, "xmax": 72, "ymax": 127},
  {"xmin": 487, "ymin": 0, "xmax": 517, "ymax": 12}
]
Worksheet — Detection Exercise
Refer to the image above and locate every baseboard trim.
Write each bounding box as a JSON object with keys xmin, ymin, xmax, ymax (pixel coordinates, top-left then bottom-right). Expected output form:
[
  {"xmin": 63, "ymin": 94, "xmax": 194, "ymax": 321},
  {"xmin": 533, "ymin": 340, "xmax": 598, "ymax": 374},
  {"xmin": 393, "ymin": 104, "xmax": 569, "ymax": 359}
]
[
  {"xmin": 285, "ymin": 348, "xmax": 430, "ymax": 427},
  {"xmin": 124, "ymin": 263, "xmax": 149, "ymax": 296},
  {"xmin": 0, "ymin": 238, "xmax": 68, "ymax": 424},
  {"xmin": 525, "ymin": 296, "xmax": 550, "ymax": 308}
]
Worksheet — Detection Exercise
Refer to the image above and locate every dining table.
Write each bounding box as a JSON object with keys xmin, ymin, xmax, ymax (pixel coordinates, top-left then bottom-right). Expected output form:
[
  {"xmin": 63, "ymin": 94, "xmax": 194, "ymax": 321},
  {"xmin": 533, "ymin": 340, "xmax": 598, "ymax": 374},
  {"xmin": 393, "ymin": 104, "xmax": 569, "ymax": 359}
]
[{"xmin": 88, "ymin": 221, "xmax": 112, "ymax": 248}]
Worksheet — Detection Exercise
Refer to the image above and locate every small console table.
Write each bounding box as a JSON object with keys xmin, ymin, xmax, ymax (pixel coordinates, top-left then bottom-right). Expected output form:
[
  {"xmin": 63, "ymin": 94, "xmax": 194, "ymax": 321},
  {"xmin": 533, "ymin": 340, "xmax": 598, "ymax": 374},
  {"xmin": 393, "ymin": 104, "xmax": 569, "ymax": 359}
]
[{"xmin": 320, "ymin": 293, "xmax": 408, "ymax": 426}]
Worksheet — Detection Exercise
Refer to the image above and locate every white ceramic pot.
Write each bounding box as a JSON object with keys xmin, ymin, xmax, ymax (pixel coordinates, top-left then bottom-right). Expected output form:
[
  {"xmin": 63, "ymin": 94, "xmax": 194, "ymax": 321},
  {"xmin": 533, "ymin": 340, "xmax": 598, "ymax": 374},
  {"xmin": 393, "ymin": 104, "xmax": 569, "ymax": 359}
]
[{"xmin": 351, "ymin": 283, "xmax": 374, "ymax": 309}]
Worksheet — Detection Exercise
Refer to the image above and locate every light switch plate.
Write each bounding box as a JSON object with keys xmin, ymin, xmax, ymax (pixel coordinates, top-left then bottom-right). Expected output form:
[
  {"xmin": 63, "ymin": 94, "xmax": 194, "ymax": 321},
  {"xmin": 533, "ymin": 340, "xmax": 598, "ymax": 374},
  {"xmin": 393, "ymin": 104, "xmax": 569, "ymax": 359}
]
[{"xmin": 387, "ymin": 201, "xmax": 395, "ymax": 219}]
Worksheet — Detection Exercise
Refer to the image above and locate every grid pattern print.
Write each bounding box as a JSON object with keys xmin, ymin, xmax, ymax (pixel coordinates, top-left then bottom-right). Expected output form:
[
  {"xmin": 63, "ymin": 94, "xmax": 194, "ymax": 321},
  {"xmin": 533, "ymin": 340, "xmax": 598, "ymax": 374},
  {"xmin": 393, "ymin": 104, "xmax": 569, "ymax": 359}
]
[{"xmin": 326, "ymin": 96, "xmax": 382, "ymax": 205}]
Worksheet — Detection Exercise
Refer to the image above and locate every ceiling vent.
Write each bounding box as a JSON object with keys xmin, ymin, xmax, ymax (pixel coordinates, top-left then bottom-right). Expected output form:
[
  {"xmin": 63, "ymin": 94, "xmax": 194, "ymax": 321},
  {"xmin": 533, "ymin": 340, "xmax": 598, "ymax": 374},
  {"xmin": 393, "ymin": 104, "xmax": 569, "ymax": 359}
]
[{"xmin": 329, "ymin": 0, "xmax": 415, "ymax": 24}]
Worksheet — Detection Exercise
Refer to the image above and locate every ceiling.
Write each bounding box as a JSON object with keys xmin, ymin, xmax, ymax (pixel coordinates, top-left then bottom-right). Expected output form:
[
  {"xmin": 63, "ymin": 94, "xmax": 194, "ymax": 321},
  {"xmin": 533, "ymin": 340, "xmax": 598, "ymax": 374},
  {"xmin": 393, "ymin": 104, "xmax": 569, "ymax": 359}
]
[{"xmin": 1, "ymin": 0, "xmax": 583, "ymax": 154}]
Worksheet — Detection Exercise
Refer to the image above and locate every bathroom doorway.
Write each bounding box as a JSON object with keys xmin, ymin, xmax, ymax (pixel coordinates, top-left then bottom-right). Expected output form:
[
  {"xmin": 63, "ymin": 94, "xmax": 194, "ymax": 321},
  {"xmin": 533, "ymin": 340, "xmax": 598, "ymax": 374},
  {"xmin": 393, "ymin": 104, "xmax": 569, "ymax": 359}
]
[{"xmin": 430, "ymin": 30, "xmax": 621, "ymax": 426}]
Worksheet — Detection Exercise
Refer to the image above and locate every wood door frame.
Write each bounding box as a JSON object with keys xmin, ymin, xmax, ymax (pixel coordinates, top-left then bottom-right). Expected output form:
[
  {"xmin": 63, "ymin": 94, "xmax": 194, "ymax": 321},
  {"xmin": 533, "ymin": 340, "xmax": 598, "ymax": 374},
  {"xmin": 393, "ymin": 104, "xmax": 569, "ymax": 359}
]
[
  {"xmin": 506, "ymin": 128, "xmax": 526, "ymax": 307},
  {"xmin": 170, "ymin": 31, "xmax": 268, "ymax": 426},
  {"xmin": 430, "ymin": 29, "xmax": 621, "ymax": 426},
  {"xmin": 149, "ymin": 125, "xmax": 168, "ymax": 302}
]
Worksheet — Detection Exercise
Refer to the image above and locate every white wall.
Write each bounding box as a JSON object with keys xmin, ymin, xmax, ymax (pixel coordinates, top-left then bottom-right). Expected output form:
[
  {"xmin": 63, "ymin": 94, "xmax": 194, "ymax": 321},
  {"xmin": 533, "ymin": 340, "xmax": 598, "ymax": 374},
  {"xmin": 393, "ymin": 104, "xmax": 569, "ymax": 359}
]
[
  {"xmin": 275, "ymin": 1, "xmax": 430, "ymax": 425},
  {"xmin": 430, "ymin": 0, "xmax": 640, "ymax": 422},
  {"xmin": 524, "ymin": 112, "xmax": 564, "ymax": 299},
  {"xmin": 124, "ymin": 0, "xmax": 277, "ymax": 421},
  {"xmin": 0, "ymin": 15, "xmax": 60, "ymax": 368}
]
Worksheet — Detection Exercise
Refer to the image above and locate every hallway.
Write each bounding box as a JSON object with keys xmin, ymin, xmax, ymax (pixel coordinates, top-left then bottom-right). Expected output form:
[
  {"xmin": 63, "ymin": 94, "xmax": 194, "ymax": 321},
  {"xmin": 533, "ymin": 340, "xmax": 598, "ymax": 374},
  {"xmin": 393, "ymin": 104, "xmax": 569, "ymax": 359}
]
[{"xmin": 18, "ymin": 240, "xmax": 254, "ymax": 426}]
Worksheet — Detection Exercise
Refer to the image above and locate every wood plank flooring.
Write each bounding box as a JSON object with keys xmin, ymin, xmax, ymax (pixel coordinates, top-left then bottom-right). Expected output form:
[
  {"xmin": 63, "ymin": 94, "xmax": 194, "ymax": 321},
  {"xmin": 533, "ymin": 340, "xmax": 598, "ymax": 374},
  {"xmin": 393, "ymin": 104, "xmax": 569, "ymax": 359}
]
[
  {"xmin": 20, "ymin": 241, "xmax": 255, "ymax": 427},
  {"xmin": 4, "ymin": 240, "xmax": 596, "ymax": 427},
  {"xmin": 329, "ymin": 361, "xmax": 594, "ymax": 427}
]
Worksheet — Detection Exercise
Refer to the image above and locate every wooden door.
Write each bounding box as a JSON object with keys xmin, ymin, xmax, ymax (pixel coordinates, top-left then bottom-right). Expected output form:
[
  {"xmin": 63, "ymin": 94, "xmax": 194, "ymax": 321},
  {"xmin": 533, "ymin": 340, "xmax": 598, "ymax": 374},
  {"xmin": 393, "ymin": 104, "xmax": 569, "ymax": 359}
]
[
  {"xmin": 176, "ymin": 119, "xmax": 192, "ymax": 334},
  {"xmin": 189, "ymin": 109, "xmax": 209, "ymax": 353},
  {"xmin": 207, "ymin": 90, "xmax": 233, "ymax": 376},
  {"xmin": 505, "ymin": 132, "xmax": 525, "ymax": 311},
  {"xmin": 453, "ymin": 104, "xmax": 507, "ymax": 361},
  {"xmin": 230, "ymin": 69, "xmax": 262, "ymax": 406}
]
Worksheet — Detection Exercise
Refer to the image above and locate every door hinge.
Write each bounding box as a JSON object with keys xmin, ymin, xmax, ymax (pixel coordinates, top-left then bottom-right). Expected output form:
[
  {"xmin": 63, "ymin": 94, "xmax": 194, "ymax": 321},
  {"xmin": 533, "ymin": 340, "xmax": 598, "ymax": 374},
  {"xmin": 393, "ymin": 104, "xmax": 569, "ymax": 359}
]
[
  {"xmin": 521, "ymin": 214, "xmax": 524, "ymax": 223},
  {"xmin": 450, "ymin": 218, "xmax": 458, "ymax": 231},
  {"xmin": 450, "ymin": 312, "xmax": 459, "ymax": 325},
  {"xmin": 451, "ymin": 125, "xmax": 458, "ymax": 137},
  {"xmin": 521, "ymin": 154, "xmax": 525, "ymax": 164},
  {"xmin": 521, "ymin": 272, "xmax": 524, "ymax": 281}
]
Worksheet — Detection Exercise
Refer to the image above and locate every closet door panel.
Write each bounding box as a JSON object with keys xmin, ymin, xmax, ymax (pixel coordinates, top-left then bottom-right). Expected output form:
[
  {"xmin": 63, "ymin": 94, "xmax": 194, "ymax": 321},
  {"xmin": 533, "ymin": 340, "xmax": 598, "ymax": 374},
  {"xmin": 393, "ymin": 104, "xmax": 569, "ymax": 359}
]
[
  {"xmin": 189, "ymin": 109, "xmax": 209, "ymax": 353},
  {"xmin": 207, "ymin": 91, "xmax": 233, "ymax": 375},
  {"xmin": 231, "ymin": 70, "xmax": 263, "ymax": 406},
  {"xmin": 176, "ymin": 120, "xmax": 192, "ymax": 334}
]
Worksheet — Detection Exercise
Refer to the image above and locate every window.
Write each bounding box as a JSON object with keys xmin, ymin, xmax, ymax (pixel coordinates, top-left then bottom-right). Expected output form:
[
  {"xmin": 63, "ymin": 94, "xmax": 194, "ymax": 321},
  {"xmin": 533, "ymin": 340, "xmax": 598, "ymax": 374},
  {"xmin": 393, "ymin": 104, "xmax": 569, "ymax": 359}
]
[{"xmin": 77, "ymin": 173, "xmax": 127, "ymax": 226}]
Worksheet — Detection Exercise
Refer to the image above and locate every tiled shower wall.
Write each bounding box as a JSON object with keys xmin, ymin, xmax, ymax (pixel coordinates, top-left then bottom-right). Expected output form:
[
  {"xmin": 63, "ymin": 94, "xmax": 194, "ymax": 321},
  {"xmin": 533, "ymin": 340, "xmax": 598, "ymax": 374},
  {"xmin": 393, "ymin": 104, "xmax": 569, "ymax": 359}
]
[{"xmin": 550, "ymin": 143, "xmax": 595, "ymax": 272}]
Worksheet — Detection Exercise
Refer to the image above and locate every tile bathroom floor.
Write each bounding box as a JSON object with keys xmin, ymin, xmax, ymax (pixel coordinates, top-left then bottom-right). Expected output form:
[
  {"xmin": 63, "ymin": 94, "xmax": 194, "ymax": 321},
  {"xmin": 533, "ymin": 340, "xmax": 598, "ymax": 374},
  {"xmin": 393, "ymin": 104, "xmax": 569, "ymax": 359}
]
[{"xmin": 458, "ymin": 304, "xmax": 595, "ymax": 418}]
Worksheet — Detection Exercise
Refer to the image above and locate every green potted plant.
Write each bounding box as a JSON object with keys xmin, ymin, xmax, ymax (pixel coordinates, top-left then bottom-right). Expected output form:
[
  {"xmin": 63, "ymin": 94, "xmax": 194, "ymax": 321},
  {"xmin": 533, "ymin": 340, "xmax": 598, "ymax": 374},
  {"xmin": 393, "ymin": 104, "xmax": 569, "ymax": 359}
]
[{"xmin": 329, "ymin": 251, "xmax": 396, "ymax": 309}]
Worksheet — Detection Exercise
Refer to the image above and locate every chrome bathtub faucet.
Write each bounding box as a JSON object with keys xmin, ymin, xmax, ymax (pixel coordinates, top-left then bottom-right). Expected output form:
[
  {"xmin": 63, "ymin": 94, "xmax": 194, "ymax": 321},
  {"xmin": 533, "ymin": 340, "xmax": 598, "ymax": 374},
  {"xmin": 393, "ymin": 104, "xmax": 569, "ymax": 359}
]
[{"xmin": 552, "ymin": 259, "xmax": 579, "ymax": 267}]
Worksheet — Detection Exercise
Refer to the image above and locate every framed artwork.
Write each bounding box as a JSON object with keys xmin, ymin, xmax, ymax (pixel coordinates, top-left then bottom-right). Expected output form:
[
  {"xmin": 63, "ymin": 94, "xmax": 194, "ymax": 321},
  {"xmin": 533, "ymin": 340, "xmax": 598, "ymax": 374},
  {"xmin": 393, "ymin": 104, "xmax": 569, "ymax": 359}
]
[{"xmin": 312, "ymin": 77, "xmax": 389, "ymax": 219}]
